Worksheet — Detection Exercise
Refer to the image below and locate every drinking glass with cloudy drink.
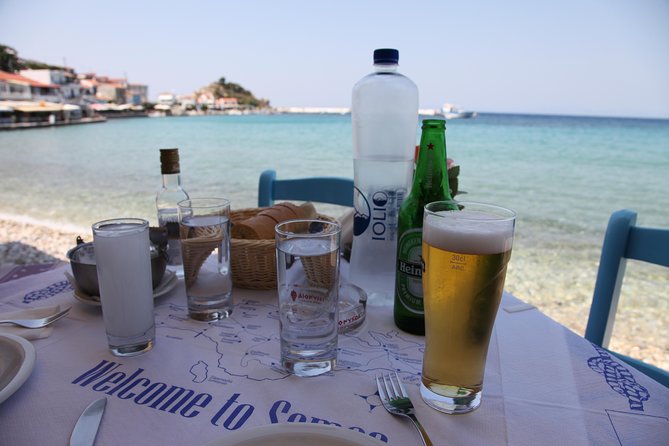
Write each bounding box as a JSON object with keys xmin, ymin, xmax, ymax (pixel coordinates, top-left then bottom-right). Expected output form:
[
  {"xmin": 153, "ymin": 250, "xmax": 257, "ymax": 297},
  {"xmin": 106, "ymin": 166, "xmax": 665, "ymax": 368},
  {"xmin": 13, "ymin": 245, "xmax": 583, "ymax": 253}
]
[
  {"xmin": 275, "ymin": 219, "xmax": 341, "ymax": 377},
  {"xmin": 92, "ymin": 218, "xmax": 155, "ymax": 357},
  {"xmin": 420, "ymin": 201, "xmax": 515, "ymax": 414},
  {"xmin": 178, "ymin": 198, "xmax": 232, "ymax": 321}
]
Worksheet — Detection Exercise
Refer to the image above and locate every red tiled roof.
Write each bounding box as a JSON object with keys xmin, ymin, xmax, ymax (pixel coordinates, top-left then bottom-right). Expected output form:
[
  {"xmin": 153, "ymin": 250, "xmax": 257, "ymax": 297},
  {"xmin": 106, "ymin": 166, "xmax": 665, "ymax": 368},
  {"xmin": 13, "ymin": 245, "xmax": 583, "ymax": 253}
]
[{"xmin": 0, "ymin": 71, "xmax": 60, "ymax": 89}]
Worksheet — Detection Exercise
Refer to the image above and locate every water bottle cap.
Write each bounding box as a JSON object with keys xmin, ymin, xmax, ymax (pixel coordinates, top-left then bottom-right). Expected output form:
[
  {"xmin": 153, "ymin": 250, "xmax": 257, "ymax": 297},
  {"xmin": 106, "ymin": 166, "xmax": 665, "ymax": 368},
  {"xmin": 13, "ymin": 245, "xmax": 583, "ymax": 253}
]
[{"xmin": 373, "ymin": 48, "xmax": 399, "ymax": 64}]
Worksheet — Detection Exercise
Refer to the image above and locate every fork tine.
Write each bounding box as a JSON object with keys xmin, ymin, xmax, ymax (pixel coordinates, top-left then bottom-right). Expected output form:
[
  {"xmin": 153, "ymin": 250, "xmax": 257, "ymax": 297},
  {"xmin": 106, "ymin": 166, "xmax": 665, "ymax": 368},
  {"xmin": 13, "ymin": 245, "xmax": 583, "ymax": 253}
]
[
  {"xmin": 382, "ymin": 373, "xmax": 396, "ymax": 400},
  {"xmin": 376, "ymin": 375, "xmax": 387, "ymax": 401},
  {"xmin": 375, "ymin": 372, "xmax": 434, "ymax": 446},
  {"xmin": 388, "ymin": 373, "xmax": 402, "ymax": 398},
  {"xmin": 394, "ymin": 371, "xmax": 409, "ymax": 398},
  {"xmin": 47, "ymin": 306, "xmax": 71, "ymax": 323}
]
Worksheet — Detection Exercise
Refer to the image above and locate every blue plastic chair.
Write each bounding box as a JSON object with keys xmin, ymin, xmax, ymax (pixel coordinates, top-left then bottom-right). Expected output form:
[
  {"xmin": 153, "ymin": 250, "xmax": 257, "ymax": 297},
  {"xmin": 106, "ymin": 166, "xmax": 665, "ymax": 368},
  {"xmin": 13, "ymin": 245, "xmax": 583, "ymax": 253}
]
[
  {"xmin": 585, "ymin": 209, "xmax": 669, "ymax": 387},
  {"xmin": 257, "ymin": 169, "xmax": 353, "ymax": 207}
]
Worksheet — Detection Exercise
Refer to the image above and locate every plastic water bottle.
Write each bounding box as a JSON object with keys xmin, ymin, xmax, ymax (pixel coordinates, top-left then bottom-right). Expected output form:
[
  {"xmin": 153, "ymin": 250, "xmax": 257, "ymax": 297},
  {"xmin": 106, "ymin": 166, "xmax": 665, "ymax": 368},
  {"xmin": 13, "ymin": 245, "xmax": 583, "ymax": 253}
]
[{"xmin": 349, "ymin": 48, "xmax": 419, "ymax": 305}]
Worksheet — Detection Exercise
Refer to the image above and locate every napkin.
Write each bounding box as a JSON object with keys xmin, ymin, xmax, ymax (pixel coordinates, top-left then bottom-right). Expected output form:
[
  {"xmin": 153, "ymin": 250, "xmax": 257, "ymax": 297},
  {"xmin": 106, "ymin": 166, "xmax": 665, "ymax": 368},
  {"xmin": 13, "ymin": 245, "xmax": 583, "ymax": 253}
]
[{"xmin": 0, "ymin": 304, "xmax": 64, "ymax": 340}]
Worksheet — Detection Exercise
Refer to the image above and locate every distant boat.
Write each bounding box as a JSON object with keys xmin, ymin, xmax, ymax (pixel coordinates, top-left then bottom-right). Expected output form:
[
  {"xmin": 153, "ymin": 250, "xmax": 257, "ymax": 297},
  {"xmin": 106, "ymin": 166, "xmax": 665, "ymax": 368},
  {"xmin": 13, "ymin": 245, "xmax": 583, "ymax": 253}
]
[
  {"xmin": 418, "ymin": 108, "xmax": 439, "ymax": 116},
  {"xmin": 418, "ymin": 103, "xmax": 476, "ymax": 119},
  {"xmin": 441, "ymin": 103, "xmax": 477, "ymax": 119}
]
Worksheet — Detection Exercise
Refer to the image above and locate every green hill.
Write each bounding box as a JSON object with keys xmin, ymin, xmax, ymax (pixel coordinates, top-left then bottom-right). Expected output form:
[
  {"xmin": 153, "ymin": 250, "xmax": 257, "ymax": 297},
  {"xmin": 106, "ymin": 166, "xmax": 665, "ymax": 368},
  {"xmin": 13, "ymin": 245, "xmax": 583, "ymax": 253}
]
[{"xmin": 200, "ymin": 77, "xmax": 270, "ymax": 108}]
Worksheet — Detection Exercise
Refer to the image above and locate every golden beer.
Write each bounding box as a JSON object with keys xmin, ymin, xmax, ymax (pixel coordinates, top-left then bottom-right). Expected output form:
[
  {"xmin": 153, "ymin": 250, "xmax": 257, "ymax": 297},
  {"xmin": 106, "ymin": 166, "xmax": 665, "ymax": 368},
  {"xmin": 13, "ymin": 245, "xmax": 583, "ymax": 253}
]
[{"xmin": 420, "ymin": 201, "xmax": 515, "ymax": 414}]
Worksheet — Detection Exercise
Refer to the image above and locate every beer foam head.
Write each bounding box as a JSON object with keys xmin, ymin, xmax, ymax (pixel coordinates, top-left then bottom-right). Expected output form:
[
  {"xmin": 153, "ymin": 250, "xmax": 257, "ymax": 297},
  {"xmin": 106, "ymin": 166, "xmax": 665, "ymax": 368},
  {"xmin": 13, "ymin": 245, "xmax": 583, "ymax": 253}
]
[{"xmin": 423, "ymin": 209, "xmax": 515, "ymax": 254}]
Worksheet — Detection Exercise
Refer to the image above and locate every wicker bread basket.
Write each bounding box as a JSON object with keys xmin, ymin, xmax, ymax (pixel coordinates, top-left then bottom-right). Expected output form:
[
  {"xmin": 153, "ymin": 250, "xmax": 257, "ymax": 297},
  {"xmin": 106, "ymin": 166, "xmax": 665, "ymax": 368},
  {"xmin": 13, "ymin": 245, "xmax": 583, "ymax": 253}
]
[{"xmin": 231, "ymin": 208, "xmax": 336, "ymax": 290}]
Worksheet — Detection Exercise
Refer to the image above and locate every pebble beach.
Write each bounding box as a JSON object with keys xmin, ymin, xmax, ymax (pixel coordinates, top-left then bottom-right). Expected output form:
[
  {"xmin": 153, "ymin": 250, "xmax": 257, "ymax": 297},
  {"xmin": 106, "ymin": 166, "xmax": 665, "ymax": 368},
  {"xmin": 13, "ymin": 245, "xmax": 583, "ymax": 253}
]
[{"xmin": 2, "ymin": 216, "xmax": 667, "ymax": 371}]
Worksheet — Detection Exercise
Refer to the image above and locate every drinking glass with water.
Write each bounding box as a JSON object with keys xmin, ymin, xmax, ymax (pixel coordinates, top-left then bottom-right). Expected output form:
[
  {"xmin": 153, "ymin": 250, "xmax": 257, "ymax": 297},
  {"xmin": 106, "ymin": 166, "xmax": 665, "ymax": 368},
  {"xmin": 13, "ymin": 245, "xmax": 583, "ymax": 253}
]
[
  {"xmin": 178, "ymin": 198, "xmax": 233, "ymax": 321},
  {"xmin": 275, "ymin": 219, "xmax": 341, "ymax": 377}
]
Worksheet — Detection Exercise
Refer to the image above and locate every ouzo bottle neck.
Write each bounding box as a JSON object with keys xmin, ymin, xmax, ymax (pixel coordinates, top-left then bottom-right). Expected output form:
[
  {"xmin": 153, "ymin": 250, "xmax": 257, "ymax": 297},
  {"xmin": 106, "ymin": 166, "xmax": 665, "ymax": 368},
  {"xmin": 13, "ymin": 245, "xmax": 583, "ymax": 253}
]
[{"xmin": 161, "ymin": 172, "xmax": 183, "ymax": 190}]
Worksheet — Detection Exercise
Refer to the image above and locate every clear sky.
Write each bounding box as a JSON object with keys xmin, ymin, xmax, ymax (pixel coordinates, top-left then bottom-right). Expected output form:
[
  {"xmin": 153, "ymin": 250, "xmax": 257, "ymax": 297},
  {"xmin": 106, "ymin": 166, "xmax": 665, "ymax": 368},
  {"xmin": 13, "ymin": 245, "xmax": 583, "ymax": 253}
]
[{"xmin": 1, "ymin": 0, "xmax": 668, "ymax": 118}]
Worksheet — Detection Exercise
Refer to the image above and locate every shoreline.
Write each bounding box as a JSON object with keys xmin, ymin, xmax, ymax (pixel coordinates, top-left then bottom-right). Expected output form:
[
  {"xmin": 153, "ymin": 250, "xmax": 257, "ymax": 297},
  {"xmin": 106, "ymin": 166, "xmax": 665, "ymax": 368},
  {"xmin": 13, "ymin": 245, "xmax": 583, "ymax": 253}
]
[
  {"xmin": 0, "ymin": 212, "xmax": 90, "ymax": 235},
  {"xmin": 1, "ymin": 217, "xmax": 666, "ymax": 371},
  {"xmin": 0, "ymin": 115, "xmax": 107, "ymax": 131}
]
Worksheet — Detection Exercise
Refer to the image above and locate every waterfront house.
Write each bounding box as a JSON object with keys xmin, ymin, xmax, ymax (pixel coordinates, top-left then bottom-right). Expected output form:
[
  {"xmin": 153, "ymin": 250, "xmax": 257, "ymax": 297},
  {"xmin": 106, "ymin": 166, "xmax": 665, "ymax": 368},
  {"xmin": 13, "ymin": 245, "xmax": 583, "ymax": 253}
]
[
  {"xmin": 176, "ymin": 94, "xmax": 197, "ymax": 112},
  {"xmin": 216, "ymin": 97, "xmax": 239, "ymax": 110},
  {"xmin": 0, "ymin": 71, "xmax": 61, "ymax": 103},
  {"xmin": 196, "ymin": 92, "xmax": 215, "ymax": 109},
  {"xmin": 20, "ymin": 68, "xmax": 81, "ymax": 101},
  {"xmin": 78, "ymin": 75, "xmax": 99, "ymax": 103},
  {"xmin": 158, "ymin": 92, "xmax": 177, "ymax": 106},
  {"xmin": 127, "ymin": 83, "xmax": 148, "ymax": 105},
  {"xmin": 0, "ymin": 71, "xmax": 32, "ymax": 101},
  {"xmin": 97, "ymin": 80, "xmax": 127, "ymax": 104}
]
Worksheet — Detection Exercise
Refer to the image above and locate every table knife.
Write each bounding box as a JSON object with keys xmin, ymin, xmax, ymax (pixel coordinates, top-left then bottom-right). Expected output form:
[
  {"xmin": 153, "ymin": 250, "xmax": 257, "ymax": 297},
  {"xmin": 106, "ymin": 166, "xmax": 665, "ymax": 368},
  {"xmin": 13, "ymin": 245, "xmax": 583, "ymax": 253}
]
[{"xmin": 69, "ymin": 397, "xmax": 107, "ymax": 446}]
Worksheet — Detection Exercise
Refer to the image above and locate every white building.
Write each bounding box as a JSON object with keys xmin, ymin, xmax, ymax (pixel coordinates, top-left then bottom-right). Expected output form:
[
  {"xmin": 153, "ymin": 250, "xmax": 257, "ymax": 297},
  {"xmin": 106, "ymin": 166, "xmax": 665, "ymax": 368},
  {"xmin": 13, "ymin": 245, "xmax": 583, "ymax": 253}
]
[
  {"xmin": 0, "ymin": 70, "xmax": 61, "ymax": 102},
  {"xmin": 177, "ymin": 94, "xmax": 196, "ymax": 108},
  {"xmin": 216, "ymin": 97, "xmax": 239, "ymax": 109},
  {"xmin": 196, "ymin": 92, "xmax": 215, "ymax": 108},
  {"xmin": 20, "ymin": 69, "xmax": 80, "ymax": 102},
  {"xmin": 157, "ymin": 92, "xmax": 177, "ymax": 106},
  {"xmin": 0, "ymin": 71, "xmax": 32, "ymax": 100},
  {"xmin": 127, "ymin": 84, "xmax": 148, "ymax": 105}
]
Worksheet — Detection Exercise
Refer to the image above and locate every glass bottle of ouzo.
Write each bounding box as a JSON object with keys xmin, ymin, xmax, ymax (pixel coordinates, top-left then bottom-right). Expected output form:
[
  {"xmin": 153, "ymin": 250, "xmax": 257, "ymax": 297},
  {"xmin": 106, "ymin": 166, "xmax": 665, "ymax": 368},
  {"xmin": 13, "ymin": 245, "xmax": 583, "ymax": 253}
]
[
  {"xmin": 394, "ymin": 119, "xmax": 453, "ymax": 334},
  {"xmin": 349, "ymin": 48, "xmax": 419, "ymax": 306},
  {"xmin": 156, "ymin": 148, "xmax": 190, "ymax": 278}
]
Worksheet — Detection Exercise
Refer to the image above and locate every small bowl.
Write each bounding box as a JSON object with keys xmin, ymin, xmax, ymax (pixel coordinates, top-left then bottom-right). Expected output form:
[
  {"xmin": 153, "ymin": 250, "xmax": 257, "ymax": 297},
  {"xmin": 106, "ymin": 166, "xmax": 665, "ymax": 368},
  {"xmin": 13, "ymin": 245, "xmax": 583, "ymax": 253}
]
[{"xmin": 67, "ymin": 229, "xmax": 168, "ymax": 296}]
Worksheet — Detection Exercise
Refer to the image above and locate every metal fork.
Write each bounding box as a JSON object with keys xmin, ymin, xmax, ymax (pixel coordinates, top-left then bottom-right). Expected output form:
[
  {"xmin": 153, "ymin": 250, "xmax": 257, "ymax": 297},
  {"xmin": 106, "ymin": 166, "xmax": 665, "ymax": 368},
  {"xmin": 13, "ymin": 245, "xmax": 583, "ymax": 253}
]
[
  {"xmin": 0, "ymin": 306, "xmax": 71, "ymax": 329},
  {"xmin": 376, "ymin": 372, "xmax": 433, "ymax": 446}
]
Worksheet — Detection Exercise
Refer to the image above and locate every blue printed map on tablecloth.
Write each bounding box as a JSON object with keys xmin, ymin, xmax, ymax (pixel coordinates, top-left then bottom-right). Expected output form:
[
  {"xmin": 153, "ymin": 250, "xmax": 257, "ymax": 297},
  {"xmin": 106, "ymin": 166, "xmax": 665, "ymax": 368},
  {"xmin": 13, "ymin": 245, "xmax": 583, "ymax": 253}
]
[{"xmin": 155, "ymin": 299, "xmax": 424, "ymax": 384}]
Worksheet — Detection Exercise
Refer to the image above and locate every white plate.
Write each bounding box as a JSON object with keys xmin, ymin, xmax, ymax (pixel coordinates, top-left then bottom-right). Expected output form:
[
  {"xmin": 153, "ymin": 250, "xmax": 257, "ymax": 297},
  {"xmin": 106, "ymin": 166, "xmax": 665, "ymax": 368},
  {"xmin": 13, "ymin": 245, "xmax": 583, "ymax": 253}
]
[
  {"xmin": 201, "ymin": 423, "xmax": 385, "ymax": 446},
  {"xmin": 72, "ymin": 270, "xmax": 178, "ymax": 306},
  {"xmin": 0, "ymin": 333, "xmax": 36, "ymax": 405}
]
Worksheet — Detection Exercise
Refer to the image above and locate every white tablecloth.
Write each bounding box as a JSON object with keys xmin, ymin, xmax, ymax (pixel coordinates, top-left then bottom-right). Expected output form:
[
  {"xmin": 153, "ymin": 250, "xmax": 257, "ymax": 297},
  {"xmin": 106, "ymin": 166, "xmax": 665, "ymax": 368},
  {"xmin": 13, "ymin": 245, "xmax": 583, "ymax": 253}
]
[{"xmin": 0, "ymin": 264, "xmax": 667, "ymax": 445}]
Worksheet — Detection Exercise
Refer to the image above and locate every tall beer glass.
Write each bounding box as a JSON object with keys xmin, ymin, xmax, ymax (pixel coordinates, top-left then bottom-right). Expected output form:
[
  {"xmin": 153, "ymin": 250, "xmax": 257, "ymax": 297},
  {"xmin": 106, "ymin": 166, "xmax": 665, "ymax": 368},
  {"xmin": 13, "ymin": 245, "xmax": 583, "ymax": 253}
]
[{"xmin": 420, "ymin": 201, "xmax": 515, "ymax": 414}]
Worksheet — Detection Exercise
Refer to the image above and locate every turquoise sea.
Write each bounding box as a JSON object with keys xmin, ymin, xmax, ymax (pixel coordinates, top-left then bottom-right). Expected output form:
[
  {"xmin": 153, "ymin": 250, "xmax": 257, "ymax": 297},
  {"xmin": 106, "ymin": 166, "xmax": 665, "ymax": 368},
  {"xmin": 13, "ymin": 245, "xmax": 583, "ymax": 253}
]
[
  {"xmin": 2, "ymin": 113, "xmax": 667, "ymax": 231},
  {"xmin": 1, "ymin": 113, "xmax": 668, "ymax": 354}
]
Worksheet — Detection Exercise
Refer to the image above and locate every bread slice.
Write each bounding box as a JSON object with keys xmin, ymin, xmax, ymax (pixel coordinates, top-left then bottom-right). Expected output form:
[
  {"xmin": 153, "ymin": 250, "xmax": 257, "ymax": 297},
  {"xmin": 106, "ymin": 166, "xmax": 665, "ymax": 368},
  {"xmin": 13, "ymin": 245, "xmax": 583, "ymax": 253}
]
[
  {"xmin": 231, "ymin": 202, "xmax": 321, "ymax": 240},
  {"xmin": 274, "ymin": 202, "xmax": 301, "ymax": 218},
  {"xmin": 258, "ymin": 203, "xmax": 296, "ymax": 225},
  {"xmin": 231, "ymin": 214, "xmax": 277, "ymax": 239},
  {"xmin": 298, "ymin": 202, "xmax": 318, "ymax": 219}
]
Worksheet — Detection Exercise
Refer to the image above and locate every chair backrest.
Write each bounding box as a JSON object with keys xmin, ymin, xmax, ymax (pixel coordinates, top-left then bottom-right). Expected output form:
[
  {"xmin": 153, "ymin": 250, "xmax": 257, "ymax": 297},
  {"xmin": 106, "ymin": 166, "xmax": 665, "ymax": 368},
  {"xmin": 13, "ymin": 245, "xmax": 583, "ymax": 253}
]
[
  {"xmin": 257, "ymin": 169, "xmax": 354, "ymax": 207},
  {"xmin": 585, "ymin": 209, "xmax": 669, "ymax": 386}
]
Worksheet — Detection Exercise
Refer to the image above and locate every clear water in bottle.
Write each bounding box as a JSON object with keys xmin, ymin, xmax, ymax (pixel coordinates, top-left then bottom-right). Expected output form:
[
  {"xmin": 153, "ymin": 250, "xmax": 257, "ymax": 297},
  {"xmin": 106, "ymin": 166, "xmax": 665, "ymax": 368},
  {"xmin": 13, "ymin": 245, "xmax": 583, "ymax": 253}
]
[
  {"xmin": 156, "ymin": 148, "xmax": 189, "ymax": 278},
  {"xmin": 349, "ymin": 48, "xmax": 419, "ymax": 305},
  {"xmin": 157, "ymin": 208, "xmax": 182, "ymax": 267}
]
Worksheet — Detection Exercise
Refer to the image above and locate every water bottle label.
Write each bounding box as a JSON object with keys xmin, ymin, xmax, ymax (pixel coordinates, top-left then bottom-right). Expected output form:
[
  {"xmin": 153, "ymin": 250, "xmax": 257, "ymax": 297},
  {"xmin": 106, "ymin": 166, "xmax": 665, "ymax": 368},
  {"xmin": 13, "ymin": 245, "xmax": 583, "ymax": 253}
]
[
  {"xmin": 396, "ymin": 228, "xmax": 424, "ymax": 314},
  {"xmin": 353, "ymin": 186, "xmax": 403, "ymax": 241},
  {"xmin": 353, "ymin": 185, "xmax": 371, "ymax": 236}
]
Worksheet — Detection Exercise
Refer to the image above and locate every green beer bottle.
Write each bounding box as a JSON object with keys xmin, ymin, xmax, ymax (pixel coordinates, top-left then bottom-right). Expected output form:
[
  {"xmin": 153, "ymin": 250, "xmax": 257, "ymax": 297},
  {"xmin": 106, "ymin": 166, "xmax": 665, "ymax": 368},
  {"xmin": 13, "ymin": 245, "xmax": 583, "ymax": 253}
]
[{"xmin": 394, "ymin": 119, "xmax": 453, "ymax": 335}]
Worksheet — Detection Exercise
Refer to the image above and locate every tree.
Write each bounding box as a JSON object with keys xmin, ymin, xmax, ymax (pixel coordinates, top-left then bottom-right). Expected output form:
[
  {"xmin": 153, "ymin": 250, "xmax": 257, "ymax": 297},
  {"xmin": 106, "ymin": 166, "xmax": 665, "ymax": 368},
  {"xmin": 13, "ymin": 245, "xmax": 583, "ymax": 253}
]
[{"xmin": 0, "ymin": 44, "xmax": 25, "ymax": 72}]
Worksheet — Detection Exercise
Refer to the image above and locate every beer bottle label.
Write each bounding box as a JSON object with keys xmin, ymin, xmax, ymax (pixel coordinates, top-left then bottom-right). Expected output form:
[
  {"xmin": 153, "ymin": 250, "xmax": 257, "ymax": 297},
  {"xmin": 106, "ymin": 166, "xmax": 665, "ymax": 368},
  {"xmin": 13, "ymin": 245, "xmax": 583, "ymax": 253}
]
[{"xmin": 396, "ymin": 228, "xmax": 424, "ymax": 314}]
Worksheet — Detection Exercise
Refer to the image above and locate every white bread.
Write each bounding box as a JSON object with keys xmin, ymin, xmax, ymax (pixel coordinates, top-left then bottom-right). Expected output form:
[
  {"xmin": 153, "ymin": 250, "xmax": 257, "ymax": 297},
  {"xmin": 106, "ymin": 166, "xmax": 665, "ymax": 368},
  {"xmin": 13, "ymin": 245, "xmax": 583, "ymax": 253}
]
[{"xmin": 232, "ymin": 202, "xmax": 317, "ymax": 240}]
